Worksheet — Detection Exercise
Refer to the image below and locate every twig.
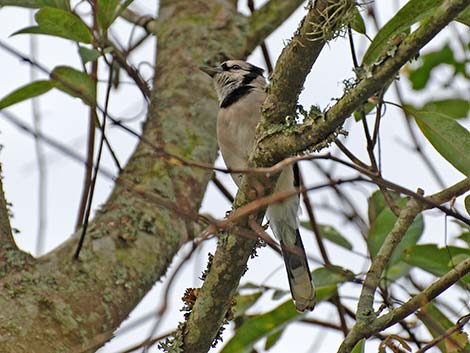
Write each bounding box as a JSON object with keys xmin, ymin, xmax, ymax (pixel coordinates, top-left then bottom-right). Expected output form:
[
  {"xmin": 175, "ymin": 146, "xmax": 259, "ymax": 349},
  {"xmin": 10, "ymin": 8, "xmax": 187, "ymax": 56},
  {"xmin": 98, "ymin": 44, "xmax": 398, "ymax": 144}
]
[
  {"xmin": 367, "ymin": 5, "xmax": 446, "ymax": 189},
  {"xmin": 211, "ymin": 174, "xmax": 234, "ymax": 203},
  {"xmin": 311, "ymin": 160, "xmax": 368, "ymax": 235},
  {"xmin": 377, "ymin": 258, "xmax": 470, "ymax": 333},
  {"xmin": 74, "ymin": 58, "xmax": 113, "ymax": 259},
  {"xmin": 299, "ymin": 170, "xmax": 349, "ymax": 336},
  {"xmin": 247, "ymin": 0, "xmax": 274, "ymax": 74},
  {"xmin": 415, "ymin": 313, "xmax": 470, "ymax": 353},
  {"xmin": 338, "ymin": 205, "xmax": 470, "ymax": 352},
  {"xmin": 350, "ymin": 176, "xmax": 470, "ymax": 328},
  {"xmin": 75, "ymin": 79, "xmax": 97, "ymax": 231},
  {"xmin": 119, "ymin": 8, "xmax": 158, "ymax": 34},
  {"xmin": 107, "ymin": 40, "xmax": 151, "ymax": 99},
  {"xmin": 4, "ymin": 107, "xmax": 469, "ymax": 232},
  {"xmin": 141, "ymin": 241, "xmax": 202, "ymax": 352}
]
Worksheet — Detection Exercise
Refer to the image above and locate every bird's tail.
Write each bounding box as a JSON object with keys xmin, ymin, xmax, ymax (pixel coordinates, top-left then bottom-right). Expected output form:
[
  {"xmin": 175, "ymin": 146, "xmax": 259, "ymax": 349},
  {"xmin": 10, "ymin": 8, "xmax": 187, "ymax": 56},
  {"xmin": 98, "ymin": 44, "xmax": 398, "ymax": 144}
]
[{"xmin": 274, "ymin": 223, "xmax": 316, "ymax": 312}]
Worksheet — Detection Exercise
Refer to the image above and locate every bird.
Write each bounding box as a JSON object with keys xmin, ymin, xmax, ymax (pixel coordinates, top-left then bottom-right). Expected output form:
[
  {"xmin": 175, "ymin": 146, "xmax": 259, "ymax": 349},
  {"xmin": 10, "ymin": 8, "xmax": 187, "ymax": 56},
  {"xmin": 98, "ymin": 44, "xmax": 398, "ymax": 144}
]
[{"xmin": 200, "ymin": 60, "xmax": 316, "ymax": 312}]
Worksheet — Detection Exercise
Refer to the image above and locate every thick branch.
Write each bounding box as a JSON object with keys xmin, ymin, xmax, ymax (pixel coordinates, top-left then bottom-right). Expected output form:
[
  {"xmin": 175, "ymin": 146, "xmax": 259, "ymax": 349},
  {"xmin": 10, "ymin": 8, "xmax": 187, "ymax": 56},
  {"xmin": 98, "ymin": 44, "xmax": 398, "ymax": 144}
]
[
  {"xmin": 0, "ymin": 1, "xmax": 247, "ymax": 351},
  {"xmin": 259, "ymin": 0, "xmax": 354, "ymax": 129},
  {"xmin": 357, "ymin": 198, "xmax": 422, "ymax": 324},
  {"xmin": 254, "ymin": 0, "xmax": 470, "ymax": 165},
  {"xmin": 183, "ymin": 1, "xmax": 353, "ymax": 352},
  {"xmin": 242, "ymin": 0, "xmax": 306, "ymax": 56},
  {"xmin": 360, "ymin": 177, "xmax": 470, "ymax": 311}
]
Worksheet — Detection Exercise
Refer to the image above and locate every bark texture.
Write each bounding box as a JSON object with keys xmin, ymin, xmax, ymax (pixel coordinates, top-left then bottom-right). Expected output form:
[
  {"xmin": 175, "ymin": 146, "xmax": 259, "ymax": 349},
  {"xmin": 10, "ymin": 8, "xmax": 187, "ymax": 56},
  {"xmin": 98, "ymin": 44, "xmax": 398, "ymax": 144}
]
[{"xmin": 0, "ymin": 1, "xmax": 254, "ymax": 351}]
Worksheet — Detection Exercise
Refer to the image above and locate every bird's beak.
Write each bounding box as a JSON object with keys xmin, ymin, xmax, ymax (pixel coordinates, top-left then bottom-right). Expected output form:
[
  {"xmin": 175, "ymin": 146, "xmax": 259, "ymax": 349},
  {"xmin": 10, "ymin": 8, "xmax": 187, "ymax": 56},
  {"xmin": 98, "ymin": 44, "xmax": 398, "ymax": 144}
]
[{"xmin": 199, "ymin": 66, "xmax": 222, "ymax": 78}]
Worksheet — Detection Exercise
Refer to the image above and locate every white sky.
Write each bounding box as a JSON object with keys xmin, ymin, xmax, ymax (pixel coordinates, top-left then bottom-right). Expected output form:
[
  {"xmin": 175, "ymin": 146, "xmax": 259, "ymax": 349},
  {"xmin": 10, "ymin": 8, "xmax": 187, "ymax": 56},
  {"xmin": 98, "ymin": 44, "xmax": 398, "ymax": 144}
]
[{"xmin": 0, "ymin": 1, "xmax": 469, "ymax": 352}]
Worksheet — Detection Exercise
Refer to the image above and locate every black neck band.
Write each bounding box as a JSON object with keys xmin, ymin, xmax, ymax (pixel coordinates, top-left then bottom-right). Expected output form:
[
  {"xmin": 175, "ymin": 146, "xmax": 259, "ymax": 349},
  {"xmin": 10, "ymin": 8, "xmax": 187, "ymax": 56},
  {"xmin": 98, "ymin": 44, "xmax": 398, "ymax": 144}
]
[{"xmin": 220, "ymin": 85, "xmax": 254, "ymax": 108}]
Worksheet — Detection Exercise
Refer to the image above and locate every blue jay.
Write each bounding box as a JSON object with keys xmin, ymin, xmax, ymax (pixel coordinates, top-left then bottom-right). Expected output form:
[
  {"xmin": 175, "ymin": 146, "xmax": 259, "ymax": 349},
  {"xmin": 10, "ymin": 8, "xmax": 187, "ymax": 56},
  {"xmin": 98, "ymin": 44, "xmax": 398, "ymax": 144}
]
[{"xmin": 201, "ymin": 60, "xmax": 315, "ymax": 312}]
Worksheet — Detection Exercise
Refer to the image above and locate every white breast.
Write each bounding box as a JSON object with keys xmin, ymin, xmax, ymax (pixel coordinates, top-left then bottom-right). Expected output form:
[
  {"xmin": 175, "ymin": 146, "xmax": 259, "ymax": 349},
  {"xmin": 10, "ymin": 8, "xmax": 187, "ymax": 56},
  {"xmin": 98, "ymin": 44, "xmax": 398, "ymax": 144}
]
[
  {"xmin": 217, "ymin": 87, "xmax": 299, "ymax": 230},
  {"xmin": 217, "ymin": 88, "xmax": 266, "ymax": 186}
]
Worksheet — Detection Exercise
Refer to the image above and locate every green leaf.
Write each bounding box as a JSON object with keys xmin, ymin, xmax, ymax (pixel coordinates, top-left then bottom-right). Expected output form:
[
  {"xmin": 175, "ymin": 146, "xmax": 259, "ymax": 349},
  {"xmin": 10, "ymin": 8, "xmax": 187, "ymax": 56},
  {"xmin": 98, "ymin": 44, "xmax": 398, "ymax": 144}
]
[
  {"xmin": 0, "ymin": 0, "xmax": 69, "ymax": 9},
  {"xmin": 411, "ymin": 109, "xmax": 470, "ymax": 176},
  {"xmin": 421, "ymin": 99, "xmax": 470, "ymax": 119},
  {"xmin": 404, "ymin": 244, "xmax": 470, "ymax": 283},
  {"xmin": 264, "ymin": 329, "xmax": 284, "ymax": 350},
  {"xmin": 233, "ymin": 292, "xmax": 262, "ymax": 319},
  {"xmin": 221, "ymin": 266, "xmax": 353, "ymax": 353},
  {"xmin": 312, "ymin": 266, "xmax": 355, "ymax": 289},
  {"xmin": 350, "ymin": 6, "xmax": 366, "ymax": 35},
  {"xmin": 318, "ymin": 224, "xmax": 353, "ymax": 250},
  {"xmin": 78, "ymin": 47, "xmax": 102, "ymax": 64},
  {"xmin": 301, "ymin": 222, "xmax": 353, "ymax": 250},
  {"xmin": 96, "ymin": 0, "xmax": 134, "ymax": 30},
  {"xmin": 97, "ymin": 0, "xmax": 120, "ymax": 30},
  {"xmin": 367, "ymin": 194, "xmax": 424, "ymax": 280},
  {"xmin": 465, "ymin": 195, "xmax": 470, "ymax": 216},
  {"xmin": 362, "ymin": 0, "xmax": 440, "ymax": 67},
  {"xmin": 50, "ymin": 66, "xmax": 96, "ymax": 105},
  {"xmin": 457, "ymin": 231, "xmax": 470, "ymax": 245},
  {"xmin": 13, "ymin": 7, "xmax": 92, "ymax": 44},
  {"xmin": 423, "ymin": 306, "xmax": 470, "ymax": 353},
  {"xmin": 271, "ymin": 289, "xmax": 288, "ymax": 300},
  {"xmin": 0, "ymin": 81, "xmax": 54, "ymax": 110},
  {"xmin": 354, "ymin": 102, "xmax": 375, "ymax": 121},
  {"xmin": 407, "ymin": 44, "xmax": 456, "ymax": 90},
  {"xmin": 456, "ymin": 5, "xmax": 470, "ymax": 26},
  {"xmin": 419, "ymin": 302, "xmax": 454, "ymax": 352},
  {"xmin": 220, "ymin": 300, "xmax": 301, "ymax": 353},
  {"xmin": 113, "ymin": 0, "xmax": 134, "ymax": 22},
  {"xmin": 351, "ymin": 339, "xmax": 365, "ymax": 353},
  {"xmin": 367, "ymin": 189, "xmax": 401, "ymax": 224},
  {"xmin": 385, "ymin": 261, "xmax": 412, "ymax": 281},
  {"xmin": 368, "ymin": 196, "xmax": 424, "ymax": 265}
]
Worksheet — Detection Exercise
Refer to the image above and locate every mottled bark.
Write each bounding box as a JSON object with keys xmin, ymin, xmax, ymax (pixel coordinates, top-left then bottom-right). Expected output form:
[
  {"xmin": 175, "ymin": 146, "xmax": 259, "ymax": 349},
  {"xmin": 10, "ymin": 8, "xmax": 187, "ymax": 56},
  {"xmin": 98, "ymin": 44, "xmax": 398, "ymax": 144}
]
[{"xmin": 0, "ymin": 0, "xmax": 252, "ymax": 351}]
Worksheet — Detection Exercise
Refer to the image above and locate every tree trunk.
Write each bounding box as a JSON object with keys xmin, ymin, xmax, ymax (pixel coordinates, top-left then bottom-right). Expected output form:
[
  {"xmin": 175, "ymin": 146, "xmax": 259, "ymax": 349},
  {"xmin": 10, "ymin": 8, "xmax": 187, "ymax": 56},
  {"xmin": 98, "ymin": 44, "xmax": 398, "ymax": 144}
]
[{"xmin": 0, "ymin": 1, "xmax": 251, "ymax": 351}]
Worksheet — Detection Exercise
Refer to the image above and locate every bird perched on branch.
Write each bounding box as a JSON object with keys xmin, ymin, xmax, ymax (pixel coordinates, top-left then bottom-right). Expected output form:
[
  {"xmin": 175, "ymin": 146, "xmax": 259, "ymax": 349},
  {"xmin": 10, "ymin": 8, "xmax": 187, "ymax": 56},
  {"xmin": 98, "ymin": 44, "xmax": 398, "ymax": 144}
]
[{"xmin": 200, "ymin": 60, "xmax": 315, "ymax": 312}]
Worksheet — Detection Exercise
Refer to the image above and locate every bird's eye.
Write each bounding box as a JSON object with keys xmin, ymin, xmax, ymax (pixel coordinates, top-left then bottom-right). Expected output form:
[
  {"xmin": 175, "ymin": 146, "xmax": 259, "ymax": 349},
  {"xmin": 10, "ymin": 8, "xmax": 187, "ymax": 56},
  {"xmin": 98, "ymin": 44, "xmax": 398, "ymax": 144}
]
[
  {"xmin": 231, "ymin": 65, "xmax": 241, "ymax": 70},
  {"xmin": 221, "ymin": 63, "xmax": 229, "ymax": 71}
]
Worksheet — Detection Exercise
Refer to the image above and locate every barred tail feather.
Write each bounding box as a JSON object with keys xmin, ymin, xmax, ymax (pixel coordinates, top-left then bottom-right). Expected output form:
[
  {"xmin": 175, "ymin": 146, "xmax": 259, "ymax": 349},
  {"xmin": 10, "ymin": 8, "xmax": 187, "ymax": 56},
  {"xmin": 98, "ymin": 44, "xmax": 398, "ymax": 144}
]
[{"xmin": 277, "ymin": 226, "xmax": 316, "ymax": 312}]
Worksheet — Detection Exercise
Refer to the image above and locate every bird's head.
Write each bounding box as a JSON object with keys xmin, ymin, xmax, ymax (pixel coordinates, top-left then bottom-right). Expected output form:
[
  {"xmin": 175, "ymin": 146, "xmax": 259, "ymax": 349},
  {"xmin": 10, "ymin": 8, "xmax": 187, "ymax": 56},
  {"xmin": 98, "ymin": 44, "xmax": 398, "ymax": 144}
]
[{"xmin": 200, "ymin": 60, "xmax": 265, "ymax": 106}]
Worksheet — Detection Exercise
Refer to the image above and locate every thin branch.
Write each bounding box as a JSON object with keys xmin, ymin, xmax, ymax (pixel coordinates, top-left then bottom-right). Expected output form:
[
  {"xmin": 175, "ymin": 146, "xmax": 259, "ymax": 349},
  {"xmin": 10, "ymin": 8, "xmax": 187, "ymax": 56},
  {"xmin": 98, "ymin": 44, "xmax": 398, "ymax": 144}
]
[
  {"xmin": 337, "ymin": 180, "xmax": 470, "ymax": 353},
  {"xmin": 107, "ymin": 40, "xmax": 151, "ymax": 99},
  {"xmin": 311, "ymin": 160, "xmax": 368, "ymax": 234},
  {"xmin": 415, "ymin": 314, "xmax": 470, "ymax": 353},
  {"xmin": 75, "ymin": 92, "xmax": 97, "ymax": 232},
  {"xmin": 352, "ymin": 176, "xmax": 470, "ymax": 325},
  {"xmin": 367, "ymin": 5, "xmax": 446, "ymax": 189},
  {"xmin": 377, "ymin": 258, "xmax": 470, "ymax": 337},
  {"xmin": 247, "ymin": 0, "xmax": 274, "ymax": 74},
  {"xmin": 253, "ymin": 0, "xmax": 470, "ymax": 165},
  {"xmin": 299, "ymin": 170, "xmax": 349, "ymax": 336},
  {"xmin": 119, "ymin": 8, "xmax": 158, "ymax": 34},
  {"xmin": 74, "ymin": 62, "xmax": 113, "ymax": 259},
  {"xmin": 394, "ymin": 84, "xmax": 446, "ymax": 188},
  {"xmin": 76, "ymin": 3, "xmax": 99, "ymax": 232},
  {"xmin": 211, "ymin": 174, "xmax": 234, "ymax": 203}
]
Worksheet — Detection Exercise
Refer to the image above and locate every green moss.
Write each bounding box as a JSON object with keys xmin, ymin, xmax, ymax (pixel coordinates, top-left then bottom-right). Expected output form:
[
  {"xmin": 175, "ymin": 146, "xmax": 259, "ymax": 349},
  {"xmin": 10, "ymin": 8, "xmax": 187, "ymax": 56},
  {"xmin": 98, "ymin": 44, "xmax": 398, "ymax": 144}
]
[{"xmin": 113, "ymin": 266, "xmax": 128, "ymax": 286}]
